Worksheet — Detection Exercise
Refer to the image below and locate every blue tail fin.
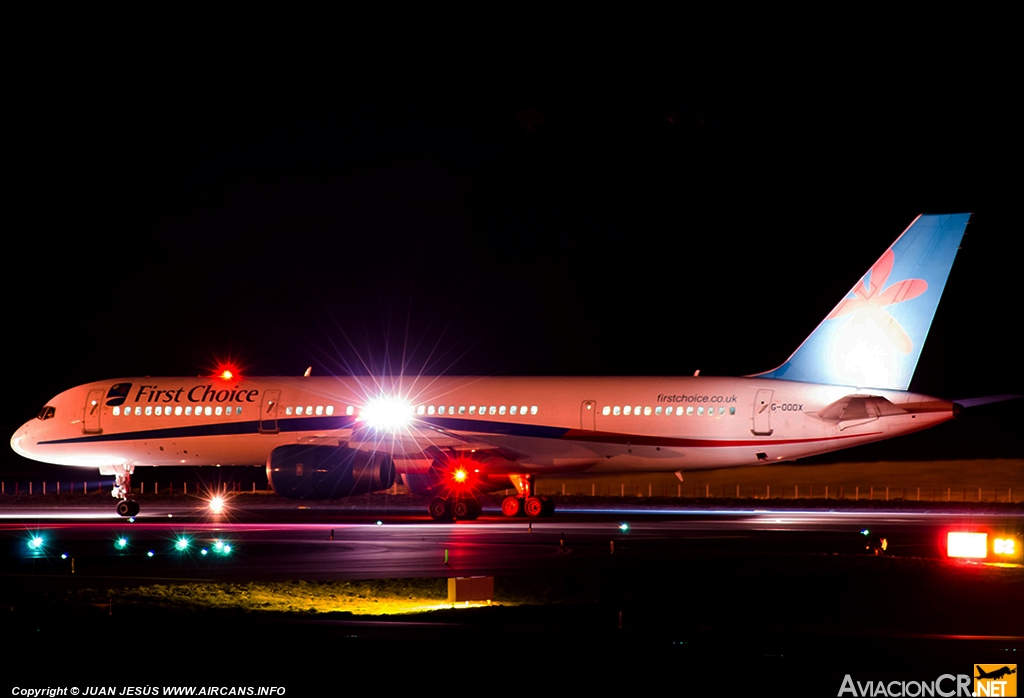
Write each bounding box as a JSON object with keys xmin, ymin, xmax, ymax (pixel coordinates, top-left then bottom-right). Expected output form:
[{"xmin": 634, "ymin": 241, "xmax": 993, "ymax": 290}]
[{"xmin": 756, "ymin": 213, "xmax": 970, "ymax": 390}]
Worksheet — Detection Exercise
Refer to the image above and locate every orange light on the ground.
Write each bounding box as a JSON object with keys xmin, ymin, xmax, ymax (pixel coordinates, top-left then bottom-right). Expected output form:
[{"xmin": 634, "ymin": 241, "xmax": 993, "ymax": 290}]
[
  {"xmin": 947, "ymin": 531, "xmax": 987, "ymax": 559},
  {"xmin": 993, "ymin": 537, "xmax": 1018, "ymax": 556}
]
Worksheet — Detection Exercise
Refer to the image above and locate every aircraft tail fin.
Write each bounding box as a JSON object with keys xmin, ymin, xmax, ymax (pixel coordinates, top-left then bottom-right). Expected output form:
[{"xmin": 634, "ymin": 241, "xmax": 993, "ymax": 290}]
[{"xmin": 755, "ymin": 213, "xmax": 971, "ymax": 391}]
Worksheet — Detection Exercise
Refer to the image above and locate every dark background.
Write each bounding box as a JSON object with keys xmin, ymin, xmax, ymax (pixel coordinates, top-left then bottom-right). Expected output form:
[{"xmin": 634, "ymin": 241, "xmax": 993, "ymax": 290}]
[{"xmin": 5, "ymin": 34, "xmax": 1021, "ymax": 475}]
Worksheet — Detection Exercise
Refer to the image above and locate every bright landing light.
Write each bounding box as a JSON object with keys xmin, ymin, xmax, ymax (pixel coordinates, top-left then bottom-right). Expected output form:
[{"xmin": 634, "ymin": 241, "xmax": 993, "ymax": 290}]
[
  {"xmin": 209, "ymin": 495, "xmax": 225, "ymax": 514},
  {"xmin": 362, "ymin": 397, "xmax": 414, "ymax": 431}
]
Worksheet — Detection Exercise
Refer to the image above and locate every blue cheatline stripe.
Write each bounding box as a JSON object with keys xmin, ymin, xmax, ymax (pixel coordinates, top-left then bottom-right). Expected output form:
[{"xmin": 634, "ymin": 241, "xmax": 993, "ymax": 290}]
[
  {"xmin": 420, "ymin": 416, "xmax": 571, "ymax": 440},
  {"xmin": 39, "ymin": 415, "xmax": 880, "ymax": 449}
]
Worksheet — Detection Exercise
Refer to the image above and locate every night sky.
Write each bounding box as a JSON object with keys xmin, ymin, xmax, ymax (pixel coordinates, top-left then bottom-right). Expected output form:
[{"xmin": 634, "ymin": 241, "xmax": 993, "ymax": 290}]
[{"xmin": 6, "ymin": 47, "xmax": 1021, "ymax": 471}]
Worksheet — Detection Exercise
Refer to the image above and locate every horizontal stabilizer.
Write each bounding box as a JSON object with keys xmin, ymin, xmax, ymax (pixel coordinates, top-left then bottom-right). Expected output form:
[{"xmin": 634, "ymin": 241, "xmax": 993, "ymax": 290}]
[{"xmin": 952, "ymin": 394, "xmax": 1021, "ymax": 408}]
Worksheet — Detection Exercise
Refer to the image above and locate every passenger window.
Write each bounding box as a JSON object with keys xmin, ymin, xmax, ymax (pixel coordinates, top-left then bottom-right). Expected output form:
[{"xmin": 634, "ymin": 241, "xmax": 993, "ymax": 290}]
[
  {"xmin": 326, "ymin": 405, "xmax": 334, "ymax": 415},
  {"xmin": 489, "ymin": 406, "xmax": 497, "ymax": 415},
  {"xmin": 510, "ymin": 406, "xmax": 518, "ymax": 415},
  {"xmin": 686, "ymin": 407, "xmax": 693, "ymax": 416},
  {"xmin": 469, "ymin": 405, "xmax": 476, "ymax": 415},
  {"xmin": 729, "ymin": 407, "xmax": 736, "ymax": 415},
  {"xmin": 175, "ymin": 406, "xmax": 182, "ymax": 416},
  {"xmin": 286, "ymin": 406, "xmax": 293, "ymax": 415},
  {"xmin": 205, "ymin": 406, "xmax": 213, "ymax": 416},
  {"xmin": 624, "ymin": 406, "xmax": 632, "ymax": 416},
  {"xmin": 613, "ymin": 406, "xmax": 621, "ymax": 415},
  {"xmin": 655, "ymin": 406, "xmax": 662, "ymax": 415},
  {"xmin": 185, "ymin": 406, "xmax": 193, "ymax": 416},
  {"xmin": 521, "ymin": 406, "xmax": 528, "ymax": 416},
  {"xmin": 602, "ymin": 406, "xmax": 610, "ymax": 416},
  {"xmin": 145, "ymin": 406, "xmax": 152, "ymax": 416},
  {"xmin": 296, "ymin": 406, "xmax": 303, "ymax": 415},
  {"xmin": 438, "ymin": 406, "xmax": 445, "ymax": 415},
  {"xmin": 346, "ymin": 406, "xmax": 354, "ymax": 416},
  {"xmin": 531, "ymin": 406, "xmax": 538, "ymax": 415},
  {"xmin": 215, "ymin": 406, "xmax": 223, "ymax": 416},
  {"xmin": 428, "ymin": 405, "xmax": 435, "ymax": 415},
  {"xmin": 499, "ymin": 405, "xmax": 506, "ymax": 415},
  {"xmin": 459, "ymin": 406, "xmax": 466, "ymax": 415},
  {"xmin": 644, "ymin": 406, "xmax": 651, "ymax": 416},
  {"xmin": 316, "ymin": 406, "xmax": 323, "ymax": 415},
  {"xmin": 113, "ymin": 406, "xmax": 121, "ymax": 416}
]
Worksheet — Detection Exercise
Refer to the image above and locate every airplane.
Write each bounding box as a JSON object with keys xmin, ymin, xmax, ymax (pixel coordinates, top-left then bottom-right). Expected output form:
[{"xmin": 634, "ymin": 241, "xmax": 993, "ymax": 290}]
[
  {"xmin": 976, "ymin": 666, "xmax": 1016, "ymax": 680},
  {"xmin": 11, "ymin": 213, "xmax": 974, "ymax": 519}
]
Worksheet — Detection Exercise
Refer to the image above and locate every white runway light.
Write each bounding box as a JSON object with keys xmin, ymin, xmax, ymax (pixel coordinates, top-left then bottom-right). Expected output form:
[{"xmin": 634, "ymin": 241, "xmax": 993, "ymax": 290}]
[
  {"xmin": 362, "ymin": 397, "xmax": 414, "ymax": 431},
  {"xmin": 947, "ymin": 531, "xmax": 987, "ymax": 559}
]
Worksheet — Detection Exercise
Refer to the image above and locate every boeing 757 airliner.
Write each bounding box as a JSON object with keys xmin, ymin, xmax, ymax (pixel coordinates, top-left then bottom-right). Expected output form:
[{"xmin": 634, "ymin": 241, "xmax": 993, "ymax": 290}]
[{"xmin": 12, "ymin": 213, "xmax": 972, "ymax": 518}]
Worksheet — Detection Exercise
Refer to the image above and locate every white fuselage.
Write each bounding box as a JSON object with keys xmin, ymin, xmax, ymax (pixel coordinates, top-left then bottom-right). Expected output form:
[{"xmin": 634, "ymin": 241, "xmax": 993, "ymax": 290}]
[{"xmin": 11, "ymin": 374, "xmax": 955, "ymax": 477}]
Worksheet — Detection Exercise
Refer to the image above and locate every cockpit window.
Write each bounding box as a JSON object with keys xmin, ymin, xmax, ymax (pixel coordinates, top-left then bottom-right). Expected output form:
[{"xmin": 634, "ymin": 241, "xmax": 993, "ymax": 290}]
[{"xmin": 36, "ymin": 405, "xmax": 56, "ymax": 420}]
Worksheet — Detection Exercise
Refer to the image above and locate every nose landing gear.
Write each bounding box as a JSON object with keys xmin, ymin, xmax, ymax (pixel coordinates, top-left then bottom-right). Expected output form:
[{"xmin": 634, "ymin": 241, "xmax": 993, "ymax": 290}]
[{"xmin": 110, "ymin": 464, "xmax": 139, "ymax": 517}]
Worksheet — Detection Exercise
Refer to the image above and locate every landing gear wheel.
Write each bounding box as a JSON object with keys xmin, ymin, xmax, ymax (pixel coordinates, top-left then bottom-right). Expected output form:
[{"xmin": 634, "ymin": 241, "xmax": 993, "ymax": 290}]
[
  {"xmin": 116, "ymin": 500, "xmax": 133, "ymax": 517},
  {"xmin": 452, "ymin": 498, "xmax": 481, "ymax": 520},
  {"xmin": 428, "ymin": 497, "xmax": 452, "ymax": 521},
  {"xmin": 524, "ymin": 496, "xmax": 545, "ymax": 518},
  {"xmin": 501, "ymin": 496, "xmax": 523, "ymax": 517},
  {"xmin": 128, "ymin": 501, "xmax": 140, "ymax": 517}
]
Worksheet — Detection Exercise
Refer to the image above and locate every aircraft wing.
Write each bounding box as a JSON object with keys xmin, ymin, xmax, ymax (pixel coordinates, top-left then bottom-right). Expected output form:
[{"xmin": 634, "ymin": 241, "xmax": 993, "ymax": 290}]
[{"xmin": 345, "ymin": 420, "xmax": 529, "ymax": 462}]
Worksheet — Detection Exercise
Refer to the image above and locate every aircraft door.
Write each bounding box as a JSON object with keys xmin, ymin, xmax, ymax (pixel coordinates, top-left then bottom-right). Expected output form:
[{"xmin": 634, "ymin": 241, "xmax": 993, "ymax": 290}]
[
  {"xmin": 260, "ymin": 389, "xmax": 281, "ymax": 434},
  {"xmin": 83, "ymin": 389, "xmax": 104, "ymax": 434},
  {"xmin": 581, "ymin": 400, "xmax": 596, "ymax": 430},
  {"xmin": 751, "ymin": 389, "xmax": 773, "ymax": 436}
]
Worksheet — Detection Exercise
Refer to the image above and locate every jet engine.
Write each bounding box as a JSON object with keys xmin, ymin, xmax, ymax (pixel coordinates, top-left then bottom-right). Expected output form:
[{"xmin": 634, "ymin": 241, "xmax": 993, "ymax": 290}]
[{"xmin": 267, "ymin": 445, "xmax": 395, "ymax": 499}]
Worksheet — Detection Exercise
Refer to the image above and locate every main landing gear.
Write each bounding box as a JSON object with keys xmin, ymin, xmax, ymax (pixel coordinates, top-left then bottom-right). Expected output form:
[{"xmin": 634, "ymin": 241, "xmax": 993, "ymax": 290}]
[
  {"xmin": 501, "ymin": 474, "xmax": 555, "ymax": 518},
  {"xmin": 429, "ymin": 495, "xmax": 482, "ymax": 521},
  {"xmin": 111, "ymin": 464, "xmax": 140, "ymax": 517}
]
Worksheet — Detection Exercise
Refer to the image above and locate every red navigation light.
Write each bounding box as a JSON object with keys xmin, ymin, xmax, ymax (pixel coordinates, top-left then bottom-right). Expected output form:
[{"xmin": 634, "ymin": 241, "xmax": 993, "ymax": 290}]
[
  {"xmin": 447, "ymin": 459, "xmax": 479, "ymax": 491},
  {"xmin": 207, "ymin": 356, "xmax": 246, "ymax": 381}
]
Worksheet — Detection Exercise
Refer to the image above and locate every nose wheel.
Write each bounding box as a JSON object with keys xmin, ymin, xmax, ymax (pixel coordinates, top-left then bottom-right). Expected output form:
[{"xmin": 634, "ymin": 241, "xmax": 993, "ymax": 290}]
[
  {"xmin": 111, "ymin": 465, "xmax": 139, "ymax": 517},
  {"xmin": 116, "ymin": 500, "xmax": 140, "ymax": 517}
]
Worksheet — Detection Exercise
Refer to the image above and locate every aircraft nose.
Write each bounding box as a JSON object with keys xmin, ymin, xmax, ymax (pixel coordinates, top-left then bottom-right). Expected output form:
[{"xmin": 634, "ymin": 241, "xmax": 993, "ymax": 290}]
[{"xmin": 11, "ymin": 421, "xmax": 36, "ymax": 459}]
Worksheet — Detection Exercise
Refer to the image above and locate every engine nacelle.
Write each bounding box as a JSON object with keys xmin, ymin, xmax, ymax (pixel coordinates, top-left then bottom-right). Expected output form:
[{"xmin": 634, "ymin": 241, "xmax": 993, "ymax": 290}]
[{"xmin": 267, "ymin": 445, "xmax": 396, "ymax": 499}]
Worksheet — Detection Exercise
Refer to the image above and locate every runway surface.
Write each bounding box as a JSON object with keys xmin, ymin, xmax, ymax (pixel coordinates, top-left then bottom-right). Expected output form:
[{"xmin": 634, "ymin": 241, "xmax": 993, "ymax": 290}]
[
  {"xmin": 2, "ymin": 496, "xmax": 1022, "ymax": 694},
  {"xmin": 3, "ymin": 504, "xmax": 1021, "ymax": 580}
]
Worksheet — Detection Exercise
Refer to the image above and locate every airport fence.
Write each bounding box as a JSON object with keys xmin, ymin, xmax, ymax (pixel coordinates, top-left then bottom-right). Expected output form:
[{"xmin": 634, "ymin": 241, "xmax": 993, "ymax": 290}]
[
  {"xmin": 525, "ymin": 482, "xmax": 1020, "ymax": 503},
  {"xmin": 0, "ymin": 480, "xmax": 268, "ymax": 496}
]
